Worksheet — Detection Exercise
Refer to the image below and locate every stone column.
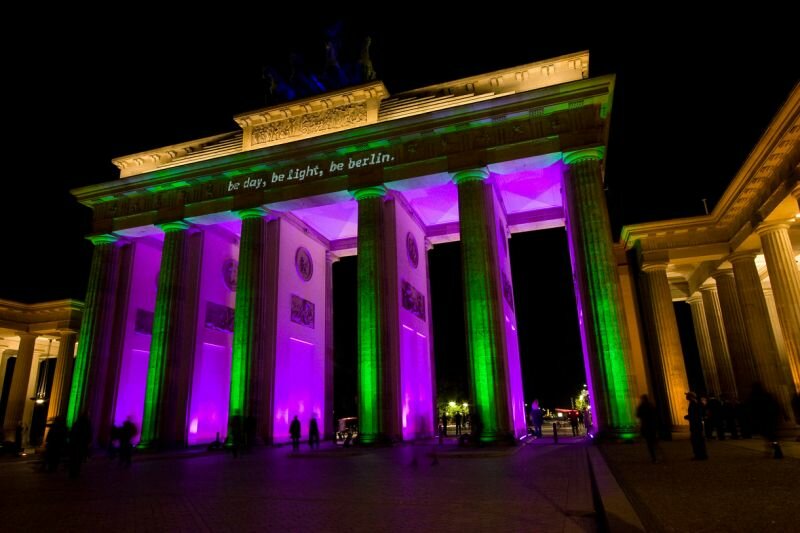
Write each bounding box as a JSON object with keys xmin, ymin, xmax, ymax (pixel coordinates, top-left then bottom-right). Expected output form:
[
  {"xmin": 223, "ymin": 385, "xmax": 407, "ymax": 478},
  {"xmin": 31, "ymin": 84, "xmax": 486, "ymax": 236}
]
[
  {"xmin": 228, "ymin": 209, "xmax": 278, "ymax": 445},
  {"xmin": 140, "ymin": 222, "xmax": 202, "ymax": 448},
  {"xmin": 712, "ymin": 270, "xmax": 758, "ymax": 399},
  {"xmin": 352, "ymin": 186, "xmax": 392, "ymax": 444},
  {"xmin": 66, "ymin": 234, "xmax": 122, "ymax": 427},
  {"xmin": 2, "ymin": 333, "xmax": 37, "ymax": 442},
  {"xmin": 763, "ymin": 287, "xmax": 794, "ymax": 391},
  {"xmin": 562, "ymin": 149, "xmax": 637, "ymax": 437},
  {"xmin": 699, "ymin": 285, "xmax": 738, "ymax": 399},
  {"xmin": 639, "ymin": 263, "xmax": 690, "ymax": 430},
  {"xmin": 756, "ymin": 223, "xmax": 800, "ymax": 393},
  {"xmin": 46, "ymin": 330, "xmax": 77, "ymax": 423},
  {"xmin": 686, "ymin": 294, "xmax": 720, "ymax": 397},
  {"xmin": 729, "ymin": 252, "xmax": 795, "ymax": 420}
]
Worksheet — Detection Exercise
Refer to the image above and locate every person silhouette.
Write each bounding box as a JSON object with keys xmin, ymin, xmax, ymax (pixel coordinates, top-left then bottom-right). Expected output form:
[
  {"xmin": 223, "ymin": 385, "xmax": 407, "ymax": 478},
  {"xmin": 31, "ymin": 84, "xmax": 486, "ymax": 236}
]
[
  {"xmin": 289, "ymin": 416, "xmax": 301, "ymax": 452},
  {"xmin": 684, "ymin": 392, "xmax": 708, "ymax": 460},
  {"xmin": 308, "ymin": 416, "xmax": 320, "ymax": 450},
  {"xmin": 119, "ymin": 417, "xmax": 137, "ymax": 467},
  {"xmin": 636, "ymin": 395, "xmax": 659, "ymax": 463}
]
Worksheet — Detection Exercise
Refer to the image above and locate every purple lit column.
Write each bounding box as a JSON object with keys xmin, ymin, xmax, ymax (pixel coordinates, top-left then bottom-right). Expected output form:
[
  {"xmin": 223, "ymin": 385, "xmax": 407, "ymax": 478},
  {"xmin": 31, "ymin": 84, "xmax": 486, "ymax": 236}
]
[
  {"xmin": 140, "ymin": 222, "xmax": 202, "ymax": 448},
  {"xmin": 562, "ymin": 148, "xmax": 637, "ymax": 437},
  {"xmin": 324, "ymin": 251, "xmax": 337, "ymax": 440}
]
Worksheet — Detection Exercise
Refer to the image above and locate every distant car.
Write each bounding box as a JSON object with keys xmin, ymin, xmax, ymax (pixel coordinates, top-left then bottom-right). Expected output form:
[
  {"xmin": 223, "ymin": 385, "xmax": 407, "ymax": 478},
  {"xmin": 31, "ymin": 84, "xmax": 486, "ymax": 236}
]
[{"xmin": 336, "ymin": 417, "xmax": 358, "ymax": 444}]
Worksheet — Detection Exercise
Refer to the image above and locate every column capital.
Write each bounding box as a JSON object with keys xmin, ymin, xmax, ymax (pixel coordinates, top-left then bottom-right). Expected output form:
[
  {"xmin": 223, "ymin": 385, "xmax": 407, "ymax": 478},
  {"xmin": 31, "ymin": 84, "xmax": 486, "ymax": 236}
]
[
  {"xmin": 157, "ymin": 220, "xmax": 191, "ymax": 233},
  {"xmin": 563, "ymin": 147, "xmax": 605, "ymax": 165},
  {"xmin": 349, "ymin": 186, "xmax": 386, "ymax": 201},
  {"xmin": 755, "ymin": 221, "xmax": 791, "ymax": 237},
  {"xmin": 640, "ymin": 261, "xmax": 669, "ymax": 273},
  {"xmin": 86, "ymin": 233, "xmax": 119, "ymax": 246},
  {"xmin": 686, "ymin": 293, "xmax": 703, "ymax": 305},
  {"xmin": 14, "ymin": 332, "xmax": 37, "ymax": 341},
  {"xmin": 727, "ymin": 251, "xmax": 758, "ymax": 265},
  {"xmin": 56, "ymin": 329, "xmax": 78, "ymax": 338},
  {"xmin": 698, "ymin": 281, "xmax": 718, "ymax": 293},
  {"xmin": 325, "ymin": 250, "xmax": 340, "ymax": 264},
  {"xmin": 235, "ymin": 207, "xmax": 273, "ymax": 220},
  {"xmin": 711, "ymin": 268, "xmax": 734, "ymax": 281},
  {"xmin": 450, "ymin": 168, "xmax": 489, "ymax": 185}
]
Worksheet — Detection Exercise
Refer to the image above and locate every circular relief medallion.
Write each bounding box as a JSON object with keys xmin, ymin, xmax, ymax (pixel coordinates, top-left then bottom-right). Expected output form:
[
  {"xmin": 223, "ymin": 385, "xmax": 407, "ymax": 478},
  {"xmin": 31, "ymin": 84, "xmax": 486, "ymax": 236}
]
[
  {"xmin": 406, "ymin": 232, "xmax": 419, "ymax": 269},
  {"xmin": 222, "ymin": 259, "xmax": 238, "ymax": 291},
  {"xmin": 295, "ymin": 247, "xmax": 313, "ymax": 281}
]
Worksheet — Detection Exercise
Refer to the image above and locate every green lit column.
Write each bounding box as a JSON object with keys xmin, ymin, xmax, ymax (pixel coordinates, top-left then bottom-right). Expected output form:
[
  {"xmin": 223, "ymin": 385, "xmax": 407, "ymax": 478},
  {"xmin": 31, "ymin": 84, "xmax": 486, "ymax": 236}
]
[
  {"xmin": 562, "ymin": 148, "xmax": 637, "ymax": 438},
  {"xmin": 352, "ymin": 186, "xmax": 389, "ymax": 444},
  {"xmin": 66, "ymin": 234, "xmax": 122, "ymax": 428},
  {"xmin": 140, "ymin": 221, "xmax": 201, "ymax": 448},
  {"xmin": 46, "ymin": 330, "xmax": 78, "ymax": 424},
  {"xmin": 228, "ymin": 208, "xmax": 277, "ymax": 445},
  {"xmin": 452, "ymin": 169, "xmax": 510, "ymax": 443}
]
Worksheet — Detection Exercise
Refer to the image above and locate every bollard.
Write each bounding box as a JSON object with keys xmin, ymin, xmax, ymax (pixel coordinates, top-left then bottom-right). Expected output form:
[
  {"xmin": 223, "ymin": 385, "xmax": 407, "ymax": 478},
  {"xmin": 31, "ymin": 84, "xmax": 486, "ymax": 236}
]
[{"xmin": 553, "ymin": 422, "xmax": 558, "ymax": 444}]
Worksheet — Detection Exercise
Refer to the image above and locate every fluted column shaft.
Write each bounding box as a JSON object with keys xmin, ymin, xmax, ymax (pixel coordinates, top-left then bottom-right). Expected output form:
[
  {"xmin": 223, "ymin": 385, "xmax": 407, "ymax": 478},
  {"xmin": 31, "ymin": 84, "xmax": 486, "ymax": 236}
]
[
  {"xmin": 140, "ymin": 222, "xmax": 201, "ymax": 448},
  {"xmin": 454, "ymin": 169, "xmax": 515, "ymax": 443},
  {"xmin": 47, "ymin": 331, "xmax": 77, "ymax": 423},
  {"xmin": 562, "ymin": 149, "xmax": 636, "ymax": 437},
  {"xmin": 324, "ymin": 251, "xmax": 337, "ymax": 440},
  {"xmin": 763, "ymin": 288, "xmax": 794, "ymax": 389},
  {"xmin": 730, "ymin": 253, "xmax": 795, "ymax": 420},
  {"xmin": 757, "ymin": 223, "xmax": 800, "ymax": 393},
  {"xmin": 228, "ymin": 209, "xmax": 277, "ymax": 444},
  {"xmin": 66, "ymin": 235, "xmax": 122, "ymax": 427},
  {"xmin": 713, "ymin": 271, "xmax": 758, "ymax": 399},
  {"xmin": 699, "ymin": 286, "xmax": 737, "ymax": 399},
  {"xmin": 639, "ymin": 264, "xmax": 690, "ymax": 429},
  {"xmin": 687, "ymin": 295, "xmax": 720, "ymax": 396},
  {"xmin": 353, "ymin": 187, "xmax": 393, "ymax": 444},
  {"xmin": 2, "ymin": 333, "xmax": 37, "ymax": 441}
]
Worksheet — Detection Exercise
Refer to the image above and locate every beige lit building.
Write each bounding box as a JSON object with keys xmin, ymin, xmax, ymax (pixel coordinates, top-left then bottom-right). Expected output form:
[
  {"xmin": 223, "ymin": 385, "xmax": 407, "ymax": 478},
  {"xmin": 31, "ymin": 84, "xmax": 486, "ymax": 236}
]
[
  {"xmin": 0, "ymin": 300, "xmax": 82, "ymax": 448},
  {"xmin": 621, "ymin": 84, "xmax": 800, "ymax": 430}
]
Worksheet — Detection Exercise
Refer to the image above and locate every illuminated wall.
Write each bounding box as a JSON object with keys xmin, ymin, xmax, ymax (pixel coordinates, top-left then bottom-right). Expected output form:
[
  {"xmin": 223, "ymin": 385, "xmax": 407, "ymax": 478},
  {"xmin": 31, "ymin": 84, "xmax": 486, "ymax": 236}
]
[
  {"xmin": 113, "ymin": 237, "xmax": 161, "ymax": 430},
  {"xmin": 491, "ymin": 193, "xmax": 527, "ymax": 439},
  {"xmin": 272, "ymin": 219, "xmax": 328, "ymax": 443},
  {"xmin": 187, "ymin": 224, "xmax": 239, "ymax": 445},
  {"xmin": 391, "ymin": 200, "xmax": 435, "ymax": 440}
]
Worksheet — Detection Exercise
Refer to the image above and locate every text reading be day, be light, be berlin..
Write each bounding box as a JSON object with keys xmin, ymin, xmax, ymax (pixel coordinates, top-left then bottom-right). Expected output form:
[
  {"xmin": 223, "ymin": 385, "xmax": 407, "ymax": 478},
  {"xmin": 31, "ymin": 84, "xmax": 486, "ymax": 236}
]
[{"xmin": 226, "ymin": 150, "xmax": 395, "ymax": 193}]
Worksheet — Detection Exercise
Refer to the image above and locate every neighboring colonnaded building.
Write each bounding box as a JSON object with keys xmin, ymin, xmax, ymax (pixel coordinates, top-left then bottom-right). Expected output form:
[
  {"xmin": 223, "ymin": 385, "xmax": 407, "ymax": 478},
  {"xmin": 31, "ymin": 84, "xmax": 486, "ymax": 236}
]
[{"xmin": 30, "ymin": 52, "xmax": 796, "ymax": 449}]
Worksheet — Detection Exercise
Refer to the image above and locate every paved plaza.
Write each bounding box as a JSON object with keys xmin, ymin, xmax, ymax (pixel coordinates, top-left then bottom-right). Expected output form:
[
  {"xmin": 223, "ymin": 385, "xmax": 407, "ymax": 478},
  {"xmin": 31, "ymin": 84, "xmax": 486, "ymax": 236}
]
[{"xmin": 2, "ymin": 437, "xmax": 600, "ymax": 532}]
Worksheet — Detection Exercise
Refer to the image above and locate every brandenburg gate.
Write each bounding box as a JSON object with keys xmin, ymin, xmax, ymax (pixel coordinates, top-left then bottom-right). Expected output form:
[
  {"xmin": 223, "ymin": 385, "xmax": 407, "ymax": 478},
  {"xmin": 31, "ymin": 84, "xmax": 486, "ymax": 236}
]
[{"xmin": 64, "ymin": 52, "xmax": 659, "ymax": 447}]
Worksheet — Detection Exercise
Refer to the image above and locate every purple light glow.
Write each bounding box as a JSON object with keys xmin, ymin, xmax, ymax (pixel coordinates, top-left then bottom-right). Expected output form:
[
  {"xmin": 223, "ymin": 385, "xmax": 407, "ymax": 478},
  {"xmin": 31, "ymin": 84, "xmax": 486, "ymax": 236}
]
[
  {"xmin": 114, "ymin": 238, "xmax": 161, "ymax": 430},
  {"xmin": 273, "ymin": 337, "xmax": 322, "ymax": 440},
  {"xmin": 187, "ymin": 342, "xmax": 231, "ymax": 443}
]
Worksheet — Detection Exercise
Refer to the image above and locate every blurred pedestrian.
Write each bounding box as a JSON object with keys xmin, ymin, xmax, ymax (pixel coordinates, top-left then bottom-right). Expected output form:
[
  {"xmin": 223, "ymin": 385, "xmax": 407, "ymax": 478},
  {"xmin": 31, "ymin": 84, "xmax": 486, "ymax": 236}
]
[
  {"xmin": 684, "ymin": 392, "xmax": 708, "ymax": 460},
  {"xmin": 636, "ymin": 395, "xmax": 659, "ymax": 463},
  {"xmin": 45, "ymin": 417, "xmax": 68, "ymax": 472},
  {"xmin": 68, "ymin": 413, "xmax": 92, "ymax": 478},
  {"xmin": 290, "ymin": 416, "xmax": 301, "ymax": 452},
  {"xmin": 119, "ymin": 417, "xmax": 137, "ymax": 467},
  {"xmin": 531, "ymin": 400, "xmax": 544, "ymax": 438},
  {"xmin": 750, "ymin": 382, "xmax": 784, "ymax": 458},
  {"xmin": 308, "ymin": 416, "xmax": 320, "ymax": 450}
]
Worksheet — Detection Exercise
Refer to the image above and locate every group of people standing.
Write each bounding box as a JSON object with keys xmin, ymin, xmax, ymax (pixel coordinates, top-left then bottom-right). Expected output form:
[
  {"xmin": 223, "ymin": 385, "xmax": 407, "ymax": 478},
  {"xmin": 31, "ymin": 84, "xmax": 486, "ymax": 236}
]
[
  {"xmin": 289, "ymin": 415, "xmax": 320, "ymax": 451},
  {"xmin": 636, "ymin": 382, "xmax": 790, "ymax": 463}
]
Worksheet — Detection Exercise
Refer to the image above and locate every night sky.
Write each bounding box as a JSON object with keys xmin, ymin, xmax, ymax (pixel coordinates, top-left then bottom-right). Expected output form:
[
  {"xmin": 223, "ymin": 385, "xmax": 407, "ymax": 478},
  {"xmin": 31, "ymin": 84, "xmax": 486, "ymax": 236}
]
[{"xmin": 4, "ymin": 11, "xmax": 796, "ymax": 414}]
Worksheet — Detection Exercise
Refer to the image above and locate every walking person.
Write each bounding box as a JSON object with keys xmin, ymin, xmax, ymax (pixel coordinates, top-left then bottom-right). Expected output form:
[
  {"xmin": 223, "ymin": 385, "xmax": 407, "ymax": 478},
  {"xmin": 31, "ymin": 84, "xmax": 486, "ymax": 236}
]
[
  {"xmin": 454, "ymin": 412, "xmax": 463, "ymax": 436},
  {"xmin": 118, "ymin": 417, "xmax": 137, "ymax": 467},
  {"xmin": 684, "ymin": 392, "xmax": 708, "ymax": 460},
  {"xmin": 308, "ymin": 416, "xmax": 320, "ymax": 450},
  {"xmin": 44, "ymin": 416, "xmax": 68, "ymax": 472},
  {"xmin": 289, "ymin": 416, "xmax": 301, "ymax": 452},
  {"xmin": 636, "ymin": 395, "xmax": 659, "ymax": 463}
]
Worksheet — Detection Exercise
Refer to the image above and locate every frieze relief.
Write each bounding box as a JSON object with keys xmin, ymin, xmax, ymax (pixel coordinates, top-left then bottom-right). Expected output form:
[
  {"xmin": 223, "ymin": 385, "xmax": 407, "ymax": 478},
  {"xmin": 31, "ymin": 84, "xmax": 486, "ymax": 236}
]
[
  {"xmin": 251, "ymin": 103, "xmax": 367, "ymax": 146},
  {"xmin": 92, "ymin": 104, "xmax": 604, "ymax": 222}
]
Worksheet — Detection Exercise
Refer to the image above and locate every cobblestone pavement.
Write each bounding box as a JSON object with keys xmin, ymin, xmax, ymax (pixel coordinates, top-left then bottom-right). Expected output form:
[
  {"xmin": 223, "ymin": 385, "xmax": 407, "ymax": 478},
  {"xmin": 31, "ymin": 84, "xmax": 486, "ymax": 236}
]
[
  {"xmin": 600, "ymin": 437, "xmax": 800, "ymax": 533},
  {"xmin": 1, "ymin": 439, "xmax": 599, "ymax": 532}
]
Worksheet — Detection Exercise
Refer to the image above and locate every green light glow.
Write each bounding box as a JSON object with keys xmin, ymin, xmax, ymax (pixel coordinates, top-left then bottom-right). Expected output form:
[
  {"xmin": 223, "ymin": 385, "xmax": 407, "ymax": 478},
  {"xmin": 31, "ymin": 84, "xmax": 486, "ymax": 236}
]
[
  {"xmin": 353, "ymin": 188, "xmax": 385, "ymax": 444},
  {"xmin": 228, "ymin": 209, "xmax": 268, "ymax": 425},
  {"xmin": 66, "ymin": 234, "xmax": 119, "ymax": 427},
  {"xmin": 453, "ymin": 170, "xmax": 501, "ymax": 442},
  {"xmin": 147, "ymin": 180, "xmax": 190, "ymax": 193},
  {"xmin": 139, "ymin": 221, "xmax": 190, "ymax": 447},
  {"xmin": 564, "ymin": 150, "xmax": 636, "ymax": 435}
]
